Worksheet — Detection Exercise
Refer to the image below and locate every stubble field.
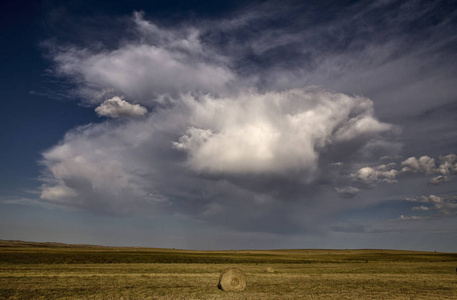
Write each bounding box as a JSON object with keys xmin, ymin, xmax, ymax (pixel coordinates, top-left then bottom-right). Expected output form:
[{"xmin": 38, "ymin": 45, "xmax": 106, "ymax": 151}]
[{"xmin": 0, "ymin": 240, "xmax": 456, "ymax": 299}]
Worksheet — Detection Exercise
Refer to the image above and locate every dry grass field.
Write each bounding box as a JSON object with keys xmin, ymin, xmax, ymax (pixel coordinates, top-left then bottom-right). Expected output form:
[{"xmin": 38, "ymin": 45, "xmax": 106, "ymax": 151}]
[{"xmin": 0, "ymin": 240, "xmax": 456, "ymax": 299}]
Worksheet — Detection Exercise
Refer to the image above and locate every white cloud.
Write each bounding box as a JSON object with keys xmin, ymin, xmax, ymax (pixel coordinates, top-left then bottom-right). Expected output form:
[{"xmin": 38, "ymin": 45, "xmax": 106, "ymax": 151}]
[
  {"xmin": 352, "ymin": 164, "xmax": 398, "ymax": 185},
  {"xmin": 173, "ymin": 88, "xmax": 391, "ymax": 176},
  {"xmin": 401, "ymin": 155, "xmax": 436, "ymax": 174},
  {"xmin": 428, "ymin": 195, "xmax": 443, "ymax": 203},
  {"xmin": 95, "ymin": 97, "xmax": 147, "ymax": 118}
]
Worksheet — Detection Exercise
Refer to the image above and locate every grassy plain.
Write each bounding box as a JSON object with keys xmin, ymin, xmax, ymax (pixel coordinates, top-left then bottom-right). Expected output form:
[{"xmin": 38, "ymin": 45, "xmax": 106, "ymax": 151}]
[{"xmin": 0, "ymin": 240, "xmax": 456, "ymax": 299}]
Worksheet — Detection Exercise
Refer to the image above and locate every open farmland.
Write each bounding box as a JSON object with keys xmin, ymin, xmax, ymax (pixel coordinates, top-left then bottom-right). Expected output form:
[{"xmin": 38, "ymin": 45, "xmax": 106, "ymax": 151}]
[{"xmin": 0, "ymin": 240, "xmax": 456, "ymax": 299}]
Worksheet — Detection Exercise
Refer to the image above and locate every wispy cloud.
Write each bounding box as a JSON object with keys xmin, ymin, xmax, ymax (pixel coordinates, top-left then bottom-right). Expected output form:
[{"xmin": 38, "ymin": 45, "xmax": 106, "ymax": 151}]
[{"xmin": 48, "ymin": 12, "xmax": 234, "ymax": 105}]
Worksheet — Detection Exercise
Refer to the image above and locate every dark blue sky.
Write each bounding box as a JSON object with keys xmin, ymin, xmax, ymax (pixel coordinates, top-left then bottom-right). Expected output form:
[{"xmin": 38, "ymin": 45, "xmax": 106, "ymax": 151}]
[
  {"xmin": 0, "ymin": 0, "xmax": 98, "ymax": 195},
  {"xmin": 1, "ymin": 0, "xmax": 457, "ymax": 251}
]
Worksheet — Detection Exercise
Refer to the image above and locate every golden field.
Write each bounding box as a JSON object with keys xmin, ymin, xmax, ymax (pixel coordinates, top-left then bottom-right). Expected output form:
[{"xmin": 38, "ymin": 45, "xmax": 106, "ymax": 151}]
[{"xmin": 0, "ymin": 240, "xmax": 456, "ymax": 299}]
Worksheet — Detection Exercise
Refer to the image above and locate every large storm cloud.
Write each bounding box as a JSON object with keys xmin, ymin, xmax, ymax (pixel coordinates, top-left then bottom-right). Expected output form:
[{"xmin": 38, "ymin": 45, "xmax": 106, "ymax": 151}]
[
  {"xmin": 40, "ymin": 86, "xmax": 394, "ymax": 231},
  {"xmin": 38, "ymin": 1, "xmax": 457, "ymax": 241}
]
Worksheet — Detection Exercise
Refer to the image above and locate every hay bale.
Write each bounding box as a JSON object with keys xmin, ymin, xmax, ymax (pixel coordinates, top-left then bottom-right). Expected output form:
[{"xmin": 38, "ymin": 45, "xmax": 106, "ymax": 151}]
[
  {"xmin": 266, "ymin": 267, "xmax": 274, "ymax": 273},
  {"xmin": 218, "ymin": 267, "xmax": 246, "ymax": 291}
]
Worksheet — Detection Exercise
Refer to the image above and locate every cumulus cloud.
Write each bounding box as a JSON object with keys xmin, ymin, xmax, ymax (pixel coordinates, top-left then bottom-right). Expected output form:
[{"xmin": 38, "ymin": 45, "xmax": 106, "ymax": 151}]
[
  {"xmin": 352, "ymin": 153, "xmax": 457, "ymax": 187},
  {"xmin": 437, "ymin": 154, "xmax": 457, "ymax": 176},
  {"xmin": 352, "ymin": 164, "xmax": 398, "ymax": 185},
  {"xmin": 95, "ymin": 97, "xmax": 147, "ymax": 118},
  {"xmin": 401, "ymin": 156, "xmax": 436, "ymax": 175},
  {"xmin": 405, "ymin": 194, "xmax": 457, "ymax": 215},
  {"xmin": 400, "ymin": 154, "xmax": 457, "ymax": 185},
  {"xmin": 173, "ymin": 88, "xmax": 391, "ymax": 176}
]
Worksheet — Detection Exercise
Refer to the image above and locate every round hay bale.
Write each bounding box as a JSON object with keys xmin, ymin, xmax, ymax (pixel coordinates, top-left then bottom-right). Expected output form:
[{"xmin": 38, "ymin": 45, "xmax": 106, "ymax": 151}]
[
  {"xmin": 218, "ymin": 267, "xmax": 246, "ymax": 291},
  {"xmin": 266, "ymin": 267, "xmax": 274, "ymax": 273}
]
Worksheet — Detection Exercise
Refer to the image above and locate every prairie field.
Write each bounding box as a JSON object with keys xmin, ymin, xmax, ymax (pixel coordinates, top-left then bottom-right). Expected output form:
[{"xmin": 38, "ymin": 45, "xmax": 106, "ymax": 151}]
[{"xmin": 0, "ymin": 240, "xmax": 456, "ymax": 299}]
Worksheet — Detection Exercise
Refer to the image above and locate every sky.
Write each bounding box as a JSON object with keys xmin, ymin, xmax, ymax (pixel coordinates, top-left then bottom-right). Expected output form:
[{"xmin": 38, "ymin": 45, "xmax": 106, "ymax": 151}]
[{"xmin": 1, "ymin": 0, "xmax": 457, "ymax": 251}]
